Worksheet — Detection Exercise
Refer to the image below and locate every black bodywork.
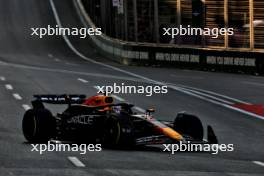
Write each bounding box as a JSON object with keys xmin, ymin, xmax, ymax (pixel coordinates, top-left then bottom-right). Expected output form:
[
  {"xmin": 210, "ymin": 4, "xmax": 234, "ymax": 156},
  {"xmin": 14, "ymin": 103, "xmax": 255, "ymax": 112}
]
[{"xmin": 22, "ymin": 94, "xmax": 218, "ymax": 147}]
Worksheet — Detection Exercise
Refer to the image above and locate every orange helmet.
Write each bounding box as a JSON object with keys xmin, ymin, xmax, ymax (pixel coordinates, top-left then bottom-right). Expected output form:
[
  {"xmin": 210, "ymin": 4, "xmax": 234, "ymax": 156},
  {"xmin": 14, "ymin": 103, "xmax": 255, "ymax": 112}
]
[{"xmin": 83, "ymin": 95, "xmax": 113, "ymax": 107}]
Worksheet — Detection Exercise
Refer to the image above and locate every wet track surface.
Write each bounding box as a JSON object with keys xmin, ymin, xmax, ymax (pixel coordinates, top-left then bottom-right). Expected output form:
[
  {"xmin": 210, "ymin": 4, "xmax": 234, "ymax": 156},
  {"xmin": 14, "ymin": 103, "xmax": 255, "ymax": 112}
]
[{"xmin": 0, "ymin": 0, "xmax": 264, "ymax": 175}]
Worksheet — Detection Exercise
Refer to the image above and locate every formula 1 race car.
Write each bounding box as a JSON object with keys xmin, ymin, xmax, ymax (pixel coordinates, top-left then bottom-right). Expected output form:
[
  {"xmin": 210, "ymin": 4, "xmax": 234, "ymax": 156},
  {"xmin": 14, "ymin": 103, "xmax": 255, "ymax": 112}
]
[{"xmin": 22, "ymin": 94, "xmax": 218, "ymax": 147}]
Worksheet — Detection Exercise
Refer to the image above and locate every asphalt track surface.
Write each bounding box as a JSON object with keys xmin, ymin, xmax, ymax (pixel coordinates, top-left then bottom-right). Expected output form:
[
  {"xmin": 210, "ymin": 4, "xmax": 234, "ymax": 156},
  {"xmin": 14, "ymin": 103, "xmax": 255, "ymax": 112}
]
[{"xmin": 0, "ymin": 0, "xmax": 264, "ymax": 175}]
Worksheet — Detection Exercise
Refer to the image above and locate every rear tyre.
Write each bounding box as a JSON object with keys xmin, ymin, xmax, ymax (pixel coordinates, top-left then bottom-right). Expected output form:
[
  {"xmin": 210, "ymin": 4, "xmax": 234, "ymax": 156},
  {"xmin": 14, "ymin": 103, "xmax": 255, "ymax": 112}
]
[
  {"xmin": 103, "ymin": 115, "xmax": 134, "ymax": 148},
  {"xmin": 173, "ymin": 113, "xmax": 204, "ymax": 140},
  {"xmin": 22, "ymin": 108, "xmax": 56, "ymax": 143},
  {"xmin": 103, "ymin": 117, "xmax": 120, "ymax": 147}
]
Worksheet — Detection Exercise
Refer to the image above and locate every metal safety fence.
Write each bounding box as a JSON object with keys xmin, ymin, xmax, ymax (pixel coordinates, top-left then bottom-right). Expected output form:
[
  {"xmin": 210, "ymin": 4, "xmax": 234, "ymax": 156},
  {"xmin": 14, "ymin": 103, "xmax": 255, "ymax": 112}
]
[
  {"xmin": 82, "ymin": 0, "xmax": 264, "ymax": 50},
  {"xmin": 76, "ymin": 0, "xmax": 264, "ymax": 74}
]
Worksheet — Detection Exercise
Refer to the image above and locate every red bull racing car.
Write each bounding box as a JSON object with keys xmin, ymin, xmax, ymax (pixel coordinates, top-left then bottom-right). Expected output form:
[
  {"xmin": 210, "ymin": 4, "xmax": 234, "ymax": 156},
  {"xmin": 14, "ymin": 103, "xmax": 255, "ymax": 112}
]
[{"xmin": 22, "ymin": 94, "xmax": 218, "ymax": 147}]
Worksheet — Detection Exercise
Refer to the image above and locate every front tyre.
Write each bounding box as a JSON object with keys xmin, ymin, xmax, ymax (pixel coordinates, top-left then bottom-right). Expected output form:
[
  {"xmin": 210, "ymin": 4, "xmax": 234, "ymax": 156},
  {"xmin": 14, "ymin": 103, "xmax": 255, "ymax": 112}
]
[{"xmin": 22, "ymin": 108, "xmax": 56, "ymax": 143}]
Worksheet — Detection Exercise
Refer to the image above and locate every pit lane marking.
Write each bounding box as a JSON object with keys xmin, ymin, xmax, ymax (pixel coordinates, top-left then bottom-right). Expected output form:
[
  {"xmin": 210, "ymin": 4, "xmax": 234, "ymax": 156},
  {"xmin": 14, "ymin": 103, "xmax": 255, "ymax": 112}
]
[
  {"xmin": 0, "ymin": 76, "xmax": 6, "ymax": 81},
  {"xmin": 22, "ymin": 104, "xmax": 31, "ymax": 111},
  {"xmin": 77, "ymin": 78, "xmax": 89, "ymax": 83},
  {"xmin": 13, "ymin": 93, "xmax": 22, "ymax": 100},
  {"xmin": 68, "ymin": 156, "xmax": 85, "ymax": 167},
  {"xmin": 253, "ymin": 161, "xmax": 264, "ymax": 167},
  {"xmin": 178, "ymin": 86, "xmax": 233, "ymax": 105},
  {"xmin": 5, "ymin": 84, "xmax": 13, "ymax": 90}
]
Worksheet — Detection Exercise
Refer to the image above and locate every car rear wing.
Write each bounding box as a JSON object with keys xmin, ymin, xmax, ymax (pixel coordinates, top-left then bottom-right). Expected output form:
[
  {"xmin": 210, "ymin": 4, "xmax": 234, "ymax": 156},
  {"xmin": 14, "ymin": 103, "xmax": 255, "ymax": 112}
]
[{"xmin": 33, "ymin": 94, "xmax": 86, "ymax": 105}]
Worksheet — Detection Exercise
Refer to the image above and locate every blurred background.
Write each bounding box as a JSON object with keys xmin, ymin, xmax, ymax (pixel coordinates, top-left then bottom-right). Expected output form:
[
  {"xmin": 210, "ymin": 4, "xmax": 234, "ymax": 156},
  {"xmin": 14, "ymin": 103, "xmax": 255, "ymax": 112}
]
[{"xmin": 82, "ymin": 0, "xmax": 264, "ymax": 50}]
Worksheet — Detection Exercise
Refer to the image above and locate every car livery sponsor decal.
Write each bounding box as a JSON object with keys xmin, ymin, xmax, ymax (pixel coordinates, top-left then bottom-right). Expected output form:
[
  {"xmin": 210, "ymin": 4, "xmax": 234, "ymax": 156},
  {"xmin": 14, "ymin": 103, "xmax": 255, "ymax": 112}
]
[{"xmin": 67, "ymin": 115, "xmax": 99, "ymax": 125}]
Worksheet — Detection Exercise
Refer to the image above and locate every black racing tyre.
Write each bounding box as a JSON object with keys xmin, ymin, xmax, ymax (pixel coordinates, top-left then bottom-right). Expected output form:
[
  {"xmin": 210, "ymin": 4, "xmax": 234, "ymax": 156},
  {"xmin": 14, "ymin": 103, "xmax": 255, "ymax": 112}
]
[
  {"xmin": 103, "ymin": 117, "xmax": 121, "ymax": 147},
  {"xmin": 173, "ymin": 113, "xmax": 204, "ymax": 140},
  {"xmin": 103, "ymin": 115, "xmax": 134, "ymax": 148},
  {"xmin": 22, "ymin": 108, "xmax": 56, "ymax": 143}
]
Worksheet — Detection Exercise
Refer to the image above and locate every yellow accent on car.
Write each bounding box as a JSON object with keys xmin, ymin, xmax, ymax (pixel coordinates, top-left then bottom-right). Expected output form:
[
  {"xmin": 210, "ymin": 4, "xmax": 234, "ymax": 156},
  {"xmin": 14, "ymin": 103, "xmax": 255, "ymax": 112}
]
[{"xmin": 162, "ymin": 127, "xmax": 183, "ymax": 141}]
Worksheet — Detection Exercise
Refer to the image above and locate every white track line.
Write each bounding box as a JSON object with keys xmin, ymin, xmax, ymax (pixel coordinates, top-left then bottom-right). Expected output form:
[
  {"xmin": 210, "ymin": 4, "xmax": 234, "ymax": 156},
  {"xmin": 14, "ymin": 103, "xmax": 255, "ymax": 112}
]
[
  {"xmin": 0, "ymin": 76, "xmax": 6, "ymax": 81},
  {"xmin": 77, "ymin": 78, "xmax": 89, "ymax": 83},
  {"xmin": 54, "ymin": 58, "xmax": 61, "ymax": 62},
  {"xmin": 68, "ymin": 156, "xmax": 85, "ymax": 167},
  {"xmin": 253, "ymin": 161, "xmax": 264, "ymax": 167},
  {"xmin": 5, "ymin": 84, "xmax": 13, "ymax": 90},
  {"xmin": 22, "ymin": 104, "xmax": 31, "ymax": 111},
  {"xmin": 179, "ymin": 87, "xmax": 233, "ymax": 105},
  {"xmin": 0, "ymin": 61, "xmax": 8, "ymax": 65},
  {"xmin": 1, "ymin": 61, "xmax": 142, "ymax": 82},
  {"xmin": 13, "ymin": 93, "xmax": 22, "ymax": 100},
  {"xmin": 50, "ymin": 0, "xmax": 264, "ymax": 120}
]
